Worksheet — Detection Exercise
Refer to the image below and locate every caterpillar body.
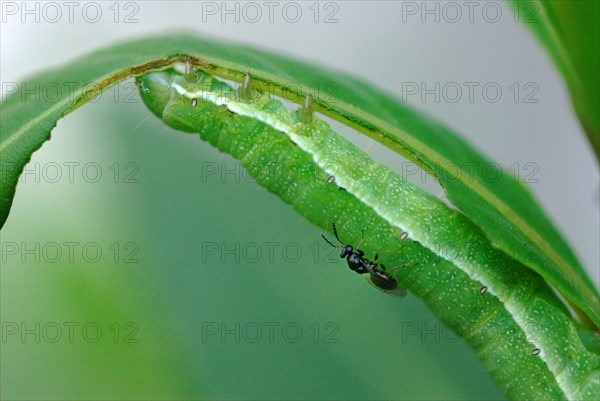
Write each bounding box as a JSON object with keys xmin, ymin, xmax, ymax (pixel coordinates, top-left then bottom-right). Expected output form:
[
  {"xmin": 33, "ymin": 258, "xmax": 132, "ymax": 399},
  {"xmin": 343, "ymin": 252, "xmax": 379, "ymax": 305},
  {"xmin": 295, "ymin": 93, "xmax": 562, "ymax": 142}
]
[{"xmin": 137, "ymin": 67, "xmax": 598, "ymax": 401}]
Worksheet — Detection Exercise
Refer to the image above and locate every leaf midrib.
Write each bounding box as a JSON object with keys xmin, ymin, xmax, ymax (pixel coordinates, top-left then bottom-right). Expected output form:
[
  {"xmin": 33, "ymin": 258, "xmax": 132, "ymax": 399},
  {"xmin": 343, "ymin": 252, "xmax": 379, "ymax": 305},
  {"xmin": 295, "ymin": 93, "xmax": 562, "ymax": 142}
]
[
  {"xmin": 207, "ymin": 59, "xmax": 599, "ymax": 325},
  {"xmin": 0, "ymin": 94, "xmax": 77, "ymax": 153},
  {"xmin": 2, "ymin": 54, "xmax": 597, "ymax": 329}
]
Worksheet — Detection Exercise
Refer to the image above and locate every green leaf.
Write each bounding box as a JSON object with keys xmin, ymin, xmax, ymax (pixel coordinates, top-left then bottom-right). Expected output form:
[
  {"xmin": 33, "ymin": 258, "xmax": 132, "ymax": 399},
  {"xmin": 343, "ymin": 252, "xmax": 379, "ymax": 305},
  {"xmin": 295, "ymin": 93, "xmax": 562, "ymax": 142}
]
[
  {"xmin": 135, "ymin": 67, "xmax": 598, "ymax": 401},
  {"xmin": 506, "ymin": 0, "xmax": 600, "ymax": 159},
  {"xmin": 2, "ymin": 32, "xmax": 597, "ymax": 329},
  {"xmin": 2, "ymin": 31, "xmax": 599, "ymax": 401}
]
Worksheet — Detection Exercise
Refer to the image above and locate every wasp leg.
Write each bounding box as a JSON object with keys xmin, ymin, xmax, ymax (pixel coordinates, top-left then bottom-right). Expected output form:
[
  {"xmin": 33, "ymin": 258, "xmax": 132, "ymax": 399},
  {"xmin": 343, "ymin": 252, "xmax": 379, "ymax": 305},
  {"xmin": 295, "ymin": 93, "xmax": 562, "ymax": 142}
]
[{"xmin": 387, "ymin": 262, "xmax": 419, "ymax": 272}]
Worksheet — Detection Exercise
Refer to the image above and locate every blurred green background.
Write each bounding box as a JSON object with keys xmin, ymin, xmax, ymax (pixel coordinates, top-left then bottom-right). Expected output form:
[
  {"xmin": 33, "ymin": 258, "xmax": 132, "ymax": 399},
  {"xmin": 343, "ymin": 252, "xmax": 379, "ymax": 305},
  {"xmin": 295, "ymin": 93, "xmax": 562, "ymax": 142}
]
[
  {"xmin": 2, "ymin": 1, "xmax": 598, "ymax": 400},
  {"xmin": 1, "ymin": 87, "xmax": 504, "ymax": 400}
]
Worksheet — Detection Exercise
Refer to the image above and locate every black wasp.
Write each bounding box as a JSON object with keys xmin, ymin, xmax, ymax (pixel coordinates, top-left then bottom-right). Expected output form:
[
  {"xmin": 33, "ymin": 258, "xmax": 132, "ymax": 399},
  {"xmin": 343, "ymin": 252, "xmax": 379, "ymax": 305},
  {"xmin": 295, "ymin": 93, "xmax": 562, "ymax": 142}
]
[{"xmin": 321, "ymin": 223, "xmax": 412, "ymax": 297}]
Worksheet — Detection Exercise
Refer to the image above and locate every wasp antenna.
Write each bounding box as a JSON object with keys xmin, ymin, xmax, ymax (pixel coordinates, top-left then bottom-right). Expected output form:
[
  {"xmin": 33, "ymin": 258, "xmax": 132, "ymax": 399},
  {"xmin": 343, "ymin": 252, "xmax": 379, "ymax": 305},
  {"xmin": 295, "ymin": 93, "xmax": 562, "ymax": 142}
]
[
  {"xmin": 321, "ymin": 234, "xmax": 340, "ymax": 249},
  {"xmin": 332, "ymin": 223, "xmax": 344, "ymax": 245}
]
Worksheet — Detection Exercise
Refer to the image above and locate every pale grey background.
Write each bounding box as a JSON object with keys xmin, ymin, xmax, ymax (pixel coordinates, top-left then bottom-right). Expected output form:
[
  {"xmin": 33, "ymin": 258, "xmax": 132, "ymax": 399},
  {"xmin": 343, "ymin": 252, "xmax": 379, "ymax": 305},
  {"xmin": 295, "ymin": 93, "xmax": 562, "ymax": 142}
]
[
  {"xmin": 3, "ymin": 0, "xmax": 598, "ymax": 283},
  {"xmin": 2, "ymin": 2, "xmax": 599, "ymax": 400}
]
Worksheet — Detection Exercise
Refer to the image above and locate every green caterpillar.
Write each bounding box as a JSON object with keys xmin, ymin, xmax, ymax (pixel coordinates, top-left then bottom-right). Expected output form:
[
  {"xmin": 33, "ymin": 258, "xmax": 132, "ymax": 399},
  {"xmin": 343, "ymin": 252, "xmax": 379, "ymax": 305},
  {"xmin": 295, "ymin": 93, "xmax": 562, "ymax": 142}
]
[{"xmin": 137, "ymin": 67, "xmax": 598, "ymax": 401}]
